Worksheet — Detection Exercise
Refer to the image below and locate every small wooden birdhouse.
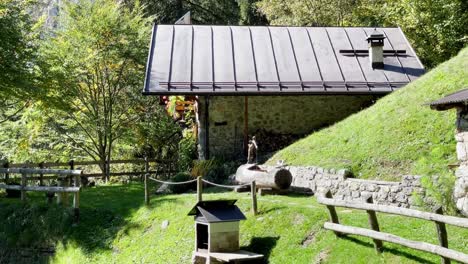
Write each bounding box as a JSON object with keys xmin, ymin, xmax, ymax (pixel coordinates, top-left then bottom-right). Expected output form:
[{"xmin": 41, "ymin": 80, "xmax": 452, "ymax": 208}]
[
  {"xmin": 188, "ymin": 200, "xmax": 263, "ymax": 263},
  {"xmin": 188, "ymin": 200, "xmax": 245, "ymax": 253}
]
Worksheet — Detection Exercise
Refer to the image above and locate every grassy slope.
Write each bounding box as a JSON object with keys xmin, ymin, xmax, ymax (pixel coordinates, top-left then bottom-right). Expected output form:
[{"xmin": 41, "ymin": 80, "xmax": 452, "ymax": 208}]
[
  {"xmin": 1, "ymin": 184, "xmax": 468, "ymax": 263},
  {"xmin": 268, "ymin": 47, "xmax": 468, "ymax": 180}
]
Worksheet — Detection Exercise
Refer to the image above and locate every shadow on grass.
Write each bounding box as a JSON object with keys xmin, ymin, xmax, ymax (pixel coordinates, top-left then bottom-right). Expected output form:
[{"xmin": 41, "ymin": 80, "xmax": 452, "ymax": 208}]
[
  {"xmin": 258, "ymin": 206, "xmax": 287, "ymax": 215},
  {"xmin": 342, "ymin": 236, "xmax": 437, "ymax": 264},
  {"xmin": 0, "ymin": 183, "xmax": 178, "ymax": 263},
  {"xmin": 241, "ymin": 236, "xmax": 279, "ymax": 263}
]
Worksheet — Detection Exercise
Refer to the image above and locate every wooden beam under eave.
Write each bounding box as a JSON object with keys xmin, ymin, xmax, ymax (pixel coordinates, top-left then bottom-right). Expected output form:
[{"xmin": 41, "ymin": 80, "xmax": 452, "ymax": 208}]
[{"xmin": 244, "ymin": 96, "xmax": 248, "ymax": 157}]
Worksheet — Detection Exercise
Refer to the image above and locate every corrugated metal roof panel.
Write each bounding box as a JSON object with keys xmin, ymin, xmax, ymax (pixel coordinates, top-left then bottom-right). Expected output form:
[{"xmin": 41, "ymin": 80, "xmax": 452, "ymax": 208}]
[
  {"xmin": 144, "ymin": 25, "xmax": 425, "ymax": 95},
  {"xmin": 429, "ymin": 88, "xmax": 468, "ymax": 110}
]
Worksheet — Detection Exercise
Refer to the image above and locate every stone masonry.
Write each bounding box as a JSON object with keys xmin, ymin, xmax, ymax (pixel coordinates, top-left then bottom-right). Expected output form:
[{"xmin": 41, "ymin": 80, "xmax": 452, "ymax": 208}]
[
  {"xmin": 454, "ymin": 110, "xmax": 468, "ymax": 216},
  {"xmin": 204, "ymin": 95, "xmax": 377, "ymax": 159},
  {"xmin": 264, "ymin": 165, "xmax": 423, "ymax": 208}
]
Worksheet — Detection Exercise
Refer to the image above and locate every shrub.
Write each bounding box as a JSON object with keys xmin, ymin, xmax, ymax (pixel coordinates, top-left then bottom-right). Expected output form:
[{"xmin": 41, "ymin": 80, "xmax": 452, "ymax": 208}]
[
  {"xmin": 168, "ymin": 172, "xmax": 195, "ymax": 194},
  {"xmin": 191, "ymin": 159, "xmax": 240, "ymax": 184},
  {"xmin": 178, "ymin": 133, "xmax": 197, "ymax": 172}
]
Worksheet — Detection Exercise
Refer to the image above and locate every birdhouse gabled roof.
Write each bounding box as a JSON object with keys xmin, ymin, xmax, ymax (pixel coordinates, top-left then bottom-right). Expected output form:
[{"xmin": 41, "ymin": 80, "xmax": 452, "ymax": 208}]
[
  {"xmin": 188, "ymin": 199, "xmax": 246, "ymax": 223},
  {"xmin": 143, "ymin": 25, "xmax": 425, "ymax": 96}
]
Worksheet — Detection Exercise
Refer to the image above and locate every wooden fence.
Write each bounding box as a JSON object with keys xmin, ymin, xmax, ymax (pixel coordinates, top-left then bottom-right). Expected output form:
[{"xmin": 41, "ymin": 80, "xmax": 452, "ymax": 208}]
[
  {"xmin": 0, "ymin": 159, "xmax": 177, "ymax": 182},
  {"xmin": 317, "ymin": 190, "xmax": 468, "ymax": 264},
  {"xmin": 0, "ymin": 168, "xmax": 82, "ymax": 221}
]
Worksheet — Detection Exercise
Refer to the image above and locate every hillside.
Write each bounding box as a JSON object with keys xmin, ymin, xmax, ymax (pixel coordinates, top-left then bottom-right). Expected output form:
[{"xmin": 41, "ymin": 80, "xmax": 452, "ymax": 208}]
[
  {"xmin": 1, "ymin": 184, "xmax": 467, "ymax": 263},
  {"xmin": 268, "ymin": 47, "xmax": 468, "ymax": 180}
]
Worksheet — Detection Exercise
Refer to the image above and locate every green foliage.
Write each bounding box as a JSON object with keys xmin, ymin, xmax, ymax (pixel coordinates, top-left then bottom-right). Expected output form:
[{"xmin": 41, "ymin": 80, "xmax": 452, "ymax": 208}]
[
  {"xmin": 191, "ymin": 159, "xmax": 219, "ymax": 177},
  {"xmin": 268, "ymin": 47, "xmax": 468, "ymax": 180},
  {"xmin": 192, "ymin": 158, "xmax": 240, "ymax": 183},
  {"xmin": 134, "ymin": 0, "xmax": 240, "ymax": 24},
  {"xmin": 0, "ymin": 0, "xmax": 39, "ymax": 100},
  {"xmin": 0, "ymin": 202, "xmax": 72, "ymax": 248},
  {"xmin": 177, "ymin": 131, "xmax": 197, "ymax": 172},
  {"xmin": 168, "ymin": 172, "xmax": 195, "ymax": 193},
  {"xmin": 33, "ymin": 0, "xmax": 156, "ymax": 171},
  {"xmin": 238, "ymin": 0, "xmax": 267, "ymax": 25},
  {"xmin": 257, "ymin": 0, "xmax": 468, "ymax": 68},
  {"xmin": 257, "ymin": 0, "xmax": 356, "ymax": 27}
]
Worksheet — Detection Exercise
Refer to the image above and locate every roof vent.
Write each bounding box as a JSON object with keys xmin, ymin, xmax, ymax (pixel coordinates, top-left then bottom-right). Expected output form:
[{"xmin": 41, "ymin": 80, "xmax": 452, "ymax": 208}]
[{"xmin": 366, "ymin": 29, "xmax": 386, "ymax": 69}]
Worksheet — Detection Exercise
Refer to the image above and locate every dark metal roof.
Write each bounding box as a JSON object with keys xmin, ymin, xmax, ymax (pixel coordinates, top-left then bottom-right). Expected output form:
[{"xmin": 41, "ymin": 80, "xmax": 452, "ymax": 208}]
[
  {"xmin": 188, "ymin": 199, "xmax": 246, "ymax": 223},
  {"xmin": 143, "ymin": 25, "xmax": 425, "ymax": 95},
  {"xmin": 428, "ymin": 88, "xmax": 468, "ymax": 111}
]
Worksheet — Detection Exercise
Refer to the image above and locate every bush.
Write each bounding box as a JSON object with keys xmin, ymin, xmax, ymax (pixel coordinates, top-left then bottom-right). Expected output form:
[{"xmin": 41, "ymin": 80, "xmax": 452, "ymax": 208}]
[
  {"xmin": 191, "ymin": 159, "xmax": 240, "ymax": 184},
  {"xmin": 178, "ymin": 134, "xmax": 197, "ymax": 172},
  {"xmin": 168, "ymin": 172, "xmax": 196, "ymax": 194}
]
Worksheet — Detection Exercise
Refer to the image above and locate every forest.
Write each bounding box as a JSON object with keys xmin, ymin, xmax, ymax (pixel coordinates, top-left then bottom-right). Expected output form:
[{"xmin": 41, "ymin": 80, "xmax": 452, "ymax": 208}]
[{"xmin": 1, "ymin": 0, "xmax": 467, "ymax": 177}]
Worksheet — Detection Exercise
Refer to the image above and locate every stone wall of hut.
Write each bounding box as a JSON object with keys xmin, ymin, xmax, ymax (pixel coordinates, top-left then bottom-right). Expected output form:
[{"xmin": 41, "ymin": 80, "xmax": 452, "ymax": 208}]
[{"xmin": 200, "ymin": 95, "xmax": 377, "ymax": 159}]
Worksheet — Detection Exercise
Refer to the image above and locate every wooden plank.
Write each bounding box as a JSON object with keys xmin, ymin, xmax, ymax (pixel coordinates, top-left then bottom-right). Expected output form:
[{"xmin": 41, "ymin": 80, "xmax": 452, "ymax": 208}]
[
  {"xmin": 324, "ymin": 223, "xmax": 468, "ymax": 263},
  {"xmin": 144, "ymin": 158, "xmax": 149, "ymax": 205},
  {"xmin": 21, "ymin": 173, "xmax": 26, "ymax": 201},
  {"xmin": 317, "ymin": 196, "xmax": 468, "ymax": 228},
  {"xmin": 324, "ymin": 190, "xmax": 344, "ymax": 237},
  {"xmin": 3, "ymin": 162, "xmax": 9, "ymax": 184},
  {"xmin": 366, "ymin": 197, "xmax": 383, "ymax": 253},
  {"xmin": 434, "ymin": 207, "xmax": 450, "ymax": 264},
  {"xmin": 251, "ymin": 181, "xmax": 257, "ymax": 215},
  {"xmin": 82, "ymin": 170, "xmax": 165, "ymax": 178},
  {"xmin": 197, "ymin": 176, "xmax": 203, "ymax": 202},
  {"xmin": 0, "ymin": 184, "xmax": 80, "ymax": 193},
  {"xmin": 73, "ymin": 174, "xmax": 80, "ymax": 222},
  {"xmin": 0, "ymin": 168, "xmax": 82, "ymax": 176},
  {"xmin": 2, "ymin": 159, "xmax": 175, "ymax": 168}
]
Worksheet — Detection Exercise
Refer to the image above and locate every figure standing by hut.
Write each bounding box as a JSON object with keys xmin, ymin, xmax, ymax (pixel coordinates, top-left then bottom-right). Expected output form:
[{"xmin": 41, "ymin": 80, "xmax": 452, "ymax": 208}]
[{"xmin": 247, "ymin": 136, "xmax": 258, "ymax": 164}]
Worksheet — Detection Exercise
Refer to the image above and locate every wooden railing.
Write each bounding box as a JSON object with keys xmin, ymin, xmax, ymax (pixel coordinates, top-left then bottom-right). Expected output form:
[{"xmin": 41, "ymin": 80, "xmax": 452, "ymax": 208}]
[
  {"xmin": 0, "ymin": 159, "xmax": 177, "ymax": 182},
  {"xmin": 0, "ymin": 168, "xmax": 82, "ymax": 222},
  {"xmin": 317, "ymin": 190, "xmax": 468, "ymax": 264}
]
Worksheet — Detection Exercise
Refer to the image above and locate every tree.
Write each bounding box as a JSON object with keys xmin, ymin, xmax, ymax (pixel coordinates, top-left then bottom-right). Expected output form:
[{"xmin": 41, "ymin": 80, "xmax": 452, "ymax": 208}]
[
  {"xmin": 37, "ymin": 0, "xmax": 154, "ymax": 179},
  {"xmin": 257, "ymin": 0, "xmax": 356, "ymax": 27},
  {"xmin": 131, "ymin": 0, "xmax": 240, "ymax": 24},
  {"xmin": 238, "ymin": 0, "xmax": 268, "ymax": 25},
  {"xmin": 0, "ymin": 0, "xmax": 38, "ymax": 123}
]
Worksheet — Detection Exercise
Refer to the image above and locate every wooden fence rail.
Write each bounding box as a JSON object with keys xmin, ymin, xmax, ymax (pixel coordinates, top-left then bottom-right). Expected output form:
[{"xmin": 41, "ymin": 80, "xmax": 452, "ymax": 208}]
[
  {"xmin": 0, "ymin": 168, "xmax": 82, "ymax": 222},
  {"xmin": 1, "ymin": 159, "xmax": 177, "ymax": 183},
  {"xmin": 317, "ymin": 191, "xmax": 468, "ymax": 264}
]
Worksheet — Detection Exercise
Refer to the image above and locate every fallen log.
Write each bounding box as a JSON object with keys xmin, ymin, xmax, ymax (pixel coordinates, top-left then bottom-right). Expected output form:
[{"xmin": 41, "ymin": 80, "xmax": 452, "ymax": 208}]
[{"xmin": 235, "ymin": 164, "xmax": 292, "ymax": 190}]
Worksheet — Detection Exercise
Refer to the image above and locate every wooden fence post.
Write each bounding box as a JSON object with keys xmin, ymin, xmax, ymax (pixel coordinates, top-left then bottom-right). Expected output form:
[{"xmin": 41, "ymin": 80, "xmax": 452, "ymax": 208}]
[
  {"xmin": 434, "ymin": 206, "xmax": 450, "ymax": 264},
  {"xmin": 324, "ymin": 190, "xmax": 343, "ymax": 237},
  {"xmin": 4, "ymin": 162, "xmax": 9, "ymax": 184},
  {"xmin": 57, "ymin": 177, "xmax": 63, "ymax": 205},
  {"xmin": 73, "ymin": 174, "xmax": 81, "ymax": 223},
  {"xmin": 365, "ymin": 196, "xmax": 383, "ymax": 253},
  {"xmin": 251, "ymin": 181, "xmax": 257, "ymax": 215},
  {"xmin": 39, "ymin": 162, "xmax": 44, "ymax": 186},
  {"xmin": 144, "ymin": 157, "xmax": 149, "ymax": 205},
  {"xmin": 197, "ymin": 176, "xmax": 203, "ymax": 203},
  {"xmin": 21, "ymin": 172, "xmax": 27, "ymax": 201}
]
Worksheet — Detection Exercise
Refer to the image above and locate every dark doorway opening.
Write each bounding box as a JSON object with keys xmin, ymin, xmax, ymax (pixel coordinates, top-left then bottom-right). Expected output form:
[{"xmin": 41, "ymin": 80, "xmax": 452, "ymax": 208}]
[{"xmin": 196, "ymin": 223, "xmax": 208, "ymax": 250}]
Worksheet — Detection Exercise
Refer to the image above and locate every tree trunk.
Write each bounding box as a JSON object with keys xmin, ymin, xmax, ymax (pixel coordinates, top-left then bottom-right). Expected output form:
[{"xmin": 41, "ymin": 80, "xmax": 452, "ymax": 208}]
[{"xmin": 235, "ymin": 164, "xmax": 292, "ymax": 190}]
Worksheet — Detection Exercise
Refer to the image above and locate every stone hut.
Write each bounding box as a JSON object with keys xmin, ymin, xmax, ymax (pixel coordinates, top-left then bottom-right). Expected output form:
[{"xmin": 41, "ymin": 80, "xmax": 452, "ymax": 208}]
[
  {"xmin": 429, "ymin": 88, "xmax": 468, "ymax": 216},
  {"xmin": 143, "ymin": 24, "xmax": 425, "ymax": 160}
]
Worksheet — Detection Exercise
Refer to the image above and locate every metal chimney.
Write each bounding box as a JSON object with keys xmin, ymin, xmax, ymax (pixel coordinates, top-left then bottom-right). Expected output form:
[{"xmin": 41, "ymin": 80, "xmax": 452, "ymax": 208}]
[{"xmin": 366, "ymin": 29, "xmax": 386, "ymax": 69}]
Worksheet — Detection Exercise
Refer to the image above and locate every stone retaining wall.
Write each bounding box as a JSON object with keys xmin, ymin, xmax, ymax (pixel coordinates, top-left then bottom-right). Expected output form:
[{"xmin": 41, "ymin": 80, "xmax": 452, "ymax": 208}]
[{"xmin": 268, "ymin": 165, "xmax": 423, "ymax": 208}]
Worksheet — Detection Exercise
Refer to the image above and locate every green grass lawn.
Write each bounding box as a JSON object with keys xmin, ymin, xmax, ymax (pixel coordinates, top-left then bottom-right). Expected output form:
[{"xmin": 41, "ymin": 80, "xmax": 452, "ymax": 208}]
[
  {"xmin": 1, "ymin": 184, "xmax": 467, "ymax": 263},
  {"xmin": 268, "ymin": 47, "xmax": 468, "ymax": 181}
]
